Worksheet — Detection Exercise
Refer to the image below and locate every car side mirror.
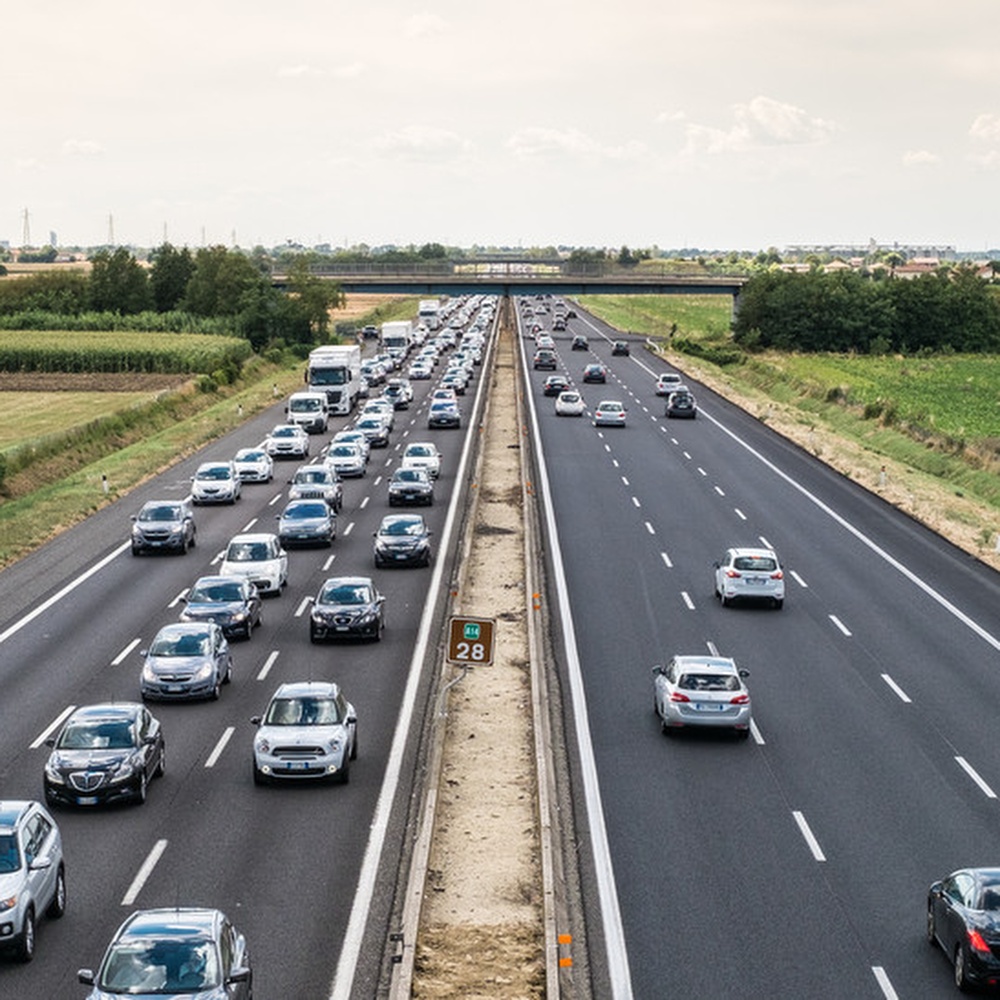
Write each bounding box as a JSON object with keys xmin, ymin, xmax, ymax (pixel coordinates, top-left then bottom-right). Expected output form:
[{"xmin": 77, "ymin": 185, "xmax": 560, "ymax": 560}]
[
  {"xmin": 739, "ymin": 669, "xmax": 750, "ymax": 678},
  {"xmin": 139, "ymin": 649, "xmax": 148, "ymax": 657},
  {"xmin": 713, "ymin": 561, "xmax": 721, "ymax": 569},
  {"xmin": 130, "ymin": 514, "xmax": 137, "ymax": 522},
  {"xmin": 45, "ymin": 737, "xmax": 56, "ymax": 748},
  {"xmin": 347, "ymin": 715, "xmax": 357, "ymax": 726},
  {"xmin": 250, "ymin": 716, "xmax": 262, "ymax": 726},
  {"xmin": 651, "ymin": 664, "xmax": 664, "ymax": 675},
  {"xmin": 78, "ymin": 970, "xmax": 96, "ymax": 986}
]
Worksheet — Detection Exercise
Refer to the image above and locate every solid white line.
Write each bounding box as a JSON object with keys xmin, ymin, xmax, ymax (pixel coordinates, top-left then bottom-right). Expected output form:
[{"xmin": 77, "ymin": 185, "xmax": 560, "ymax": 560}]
[
  {"xmin": 681, "ymin": 592, "xmax": 695, "ymax": 610},
  {"xmin": 205, "ymin": 727, "xmax": 234, "ymax": 768},
  {"xmin": 881, "ymin": 674, "xmax": 912, "ymax": 703},
  {"xmin": 111, "ymin": 638, "xmax": 141, "ymax": 666},
  {"xmin": 168, "ymin": 588, "xmax": 188, "ymax": 609},
  {"xmin": 955, "ymin": 756, "xmax": 997, "ymax": 798},
  {"xmin": 122, "ymin": 839, "xmax": 168, "ymax": 906},
  {"xmin": 872, "ymin": 966, "xmax": 899, "ymax": 1000},
  {"xmin": 645, "ymin": 522, "xmax": 655, "ymax": 535},
  {"xmin": 295, "ymin": 597, "xmax": 312, "ymax": 617},
  {"xmin": 0, "ymin": 540, "xmax": 130, "ymax": 645},
  {"xmin": 792, "ymin": 811, "xmax": 827, "ymax": 861},
  {"xmin": 242, "ymin": 517, "xmax": 258, "ymax": 531},
  {"xmin": 661, "ymin": 552, "xmax": 673, "ymax": 569},
  {"xmin": 31, "ymin": 705, "xmax": 77, "ymax": 749},
  {"xmin": 790, "ymin": 570, "xmax": 808, "ymax": 588},
  {"xmin": 256, "ymin": 650, "xmax": 279, "ymax": 682},
  {"xmin": 829, "ymin": 615, "xmax": 852, "ymax": 637},
  {"xmin": 734, "ymin": 508, "xmax": 747, "ymax": 521}
]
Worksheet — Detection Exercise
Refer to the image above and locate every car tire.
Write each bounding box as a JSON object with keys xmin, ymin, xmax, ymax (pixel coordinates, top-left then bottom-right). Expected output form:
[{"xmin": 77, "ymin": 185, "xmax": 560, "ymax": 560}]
[
  {"xmin": 926, "ymin": 904, "xmax": 936, "ymax": 945},
  {"xmin": 252, "ymin": 762, "xmax": 267, "ymax": 786},
  {"xmin": 243, "ymin": 621, "xmax": 253, "ymax": 640},
  {"xmin": 47, "ymin": 865, "xmax": 67, "ymax": 919},
  {"xmin": 350, "ymin": 731, "xmax": 358, "ymax": 761},
  {"xmin": 131, "ymin": 546, "xmax": 142, "ymax": 556},
  {"xmin": 737, "ymin": 729, "xmax": 750, "ymax": 741},
  {"xmin": 720, "ymin": 593, "xmax": 730, "ymax": 607},
  {"xmin": 310, "ymin": 625, "xmax": 320, "ymax": 644},
  {"xmin": 773, "ymin": 598, "xmax": 784, "ymax": 610},
  {"xmin": 14, "ymin": 905, "xmax": 35, "ymax": 962},
  {"xmin": 155, "ymin": 746, "xmax": 166, "ymax": 778},
  {"xmin": 338, "ymin": 758, "xmax": 351, "ymax": 785},
  {"xmin": 224, "ymin": 660, "xmax": 233, "ymax": 685},
  {"xmin": 210, "ymin": 677, "xmax": 221, "ymax": 701},
  {"xmin": 955, "ymin": 944, "xmax": 971, "ymax": 992},
  {"xmin": 135, "ymin": 771, "xmax": 148, "ymax": 805}
]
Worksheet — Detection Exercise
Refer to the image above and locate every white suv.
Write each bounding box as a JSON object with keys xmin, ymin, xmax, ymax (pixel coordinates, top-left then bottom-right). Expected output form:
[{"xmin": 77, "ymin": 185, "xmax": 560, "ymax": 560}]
[
  {"xmin": 0, "ymin": 800, "xmax": 66, "ymax": 961},
  {"xmin": 714, "ymin": 547, "xmax": 785, "ymax": 609}
]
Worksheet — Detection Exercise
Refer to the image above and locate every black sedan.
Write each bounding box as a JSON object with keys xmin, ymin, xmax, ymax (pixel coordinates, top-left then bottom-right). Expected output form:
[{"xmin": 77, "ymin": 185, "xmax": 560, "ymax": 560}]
[
  {"xmin": 374, "ymin": 514, "xmax": 432, "ymax": 568},
  {"xmin": 180, "ymin": 575, "xmax": 263, "ymax": 640},
  {"xmin": 44, "ymin": 703, "xmax": 165, "ymax": 807},
  {"xmin": 543, "ymin": 375, "xmax": 570, "ymax": 397},
  {"xmin": 928, "ymin": 868, "xmax": 1000, "ymax": 990},
  {"xmin": 665, "ymin": 389, "xmax": 698, "ymax": 419},
  {"xmin": 310, "ymin": 576, "xmax": 385, "ymax": 642},
  {"xmin": 582, "ymin": 363, "xmax": 607, "ymax": 383},
  {"xmin": 611, "ymin": 340, "xmax": 630, "ymax": 356},
  {"xmin": 387, "ymin": 467, "xmax": 434, "ymax": 506},
  {"xmin": 571, "ymin": 335, "xmax": 589, "ymax": 351}
]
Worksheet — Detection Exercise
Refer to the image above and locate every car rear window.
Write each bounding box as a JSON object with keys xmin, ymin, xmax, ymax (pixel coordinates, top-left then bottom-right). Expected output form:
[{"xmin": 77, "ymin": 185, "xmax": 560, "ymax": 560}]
[
  {"xmin": 734, "ymin": 556, "xmax": 777, "ymax": 571},
  {"xmin": 678, "ymin": 674, "xmax": 739, "ymax": 691}
]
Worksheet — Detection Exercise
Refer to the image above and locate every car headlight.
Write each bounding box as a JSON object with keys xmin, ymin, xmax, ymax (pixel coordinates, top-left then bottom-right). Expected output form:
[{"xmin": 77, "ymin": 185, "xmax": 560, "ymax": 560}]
[
  {"xmin": 44, "ymin": 762, "xmax": 65, "ymax": 784},
  {"xmin": 191, "ymin": 662, "xmax": 214, "ymax": 682},
  {"xmin": 109, "ymin": 759, "xmax": 138, "ymax": 783},
  {"xmin": 230, "ymin": 611, "xmax": 248, "ymax": 622},
  {"xmin": 256, "ymin": 738, "xmax": 270, "ymax": 754},
  {"xmin": 0, "ymin": 895, "xmax": 17, "ymax": 914},
  {"xmin": 141, "ymin": 662, "xmax": 157, "ymax": 682},
  {"xmin": 357, "ymin": 611, "xmax": 376, "ymax": 625}
]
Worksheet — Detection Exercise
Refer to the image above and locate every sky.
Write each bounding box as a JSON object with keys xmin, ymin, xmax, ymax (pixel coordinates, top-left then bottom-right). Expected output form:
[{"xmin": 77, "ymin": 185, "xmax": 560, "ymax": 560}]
[{"xmin": 4, "ymin": 0, "xmax": 999, "ymax": 253}]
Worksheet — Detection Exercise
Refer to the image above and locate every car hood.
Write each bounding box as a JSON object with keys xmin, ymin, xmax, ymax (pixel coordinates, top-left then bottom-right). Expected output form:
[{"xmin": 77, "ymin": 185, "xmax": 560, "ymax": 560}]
[
  {"xmin": 49, "ymin": 748, "xmax": 134, "ymax": 770},
  {"xmin": 135, "ymin": 519, "xmax": 184, "ymax": 531},
  {"xmin": 0, "ymin": 871, "xmax": 24, "ymax": 895},
  {"xmin": 279, "ymin": 516, "xmax": 330, "ymax": 530},
  {"xmin": 84, "ymin": 988, "xmax": 230, "ymax": 1000},
  {"xmin": 314, "ymin": 602, "xmax": 376, "ymax": 617},
  {"xmin": 145, "ymin": 654, "xmax": 212, "ymax": 674},
  {"xmin": 258, "ymin": 723, "xmax": 346, "ymax": 744},
  {"xmin": 222, "ymin": 561, "xmax": 280, "ymax": 579},
  {"xmin": 376, "ymin": 534, "xmax": 426, "ymax": 548},
  {"xmin": 184, "ymin": 600, "xmax": 247, "ymax": 618}
]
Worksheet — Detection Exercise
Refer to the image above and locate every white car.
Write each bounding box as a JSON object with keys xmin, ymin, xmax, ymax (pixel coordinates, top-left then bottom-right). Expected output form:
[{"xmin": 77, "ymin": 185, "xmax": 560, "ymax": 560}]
[
  {"xmin": 288, "ymin": 465, "xmax": 343, "ymax": 510},
  {"xmin": 264, "ymin": 424, "xmax": 310, "ymax": 459},
  {"xmin": 219, "ymin": 533, "xmax": 288, "ymax": 596},
  {"xmin": 325, "ymin": 443, "xmax": 367, "ymax": 478},
  {"xmin": 653, "ymin": 655, "xmax": 752, "ymax": 738},
  {"xmin": 655, "ymin": 372, "xmax": 686, "ymax": 396},
  {"xmin": 714, "ymin": 547, "xmax": 785, "ymax": 608},
  {"xmin": 191, "ymin": 461, "xmax": 241, "ymax": 504},
  {"xmin": 593, "ymin": 400, "xmax": 627, "ymax": 427},
  {"xmin": 233, "ymin": 448, "xmax": 273, "ymax": 483},
  {"xmin": 362, "ymin": 399, "xmax": 395, "ymax": 429},
  {"xmin": 331, "ymin": 429, "xmax": 370, "ymax": 461},
  {"xmin": 401, "ymin": 442, "xmax": 442, "ymax": 479},
  {"xmin": 555, "ymin": 390, "xmax": 585, "ymax": 417},
  {"xmin": 252, "ymin": 681, "xmax": 357, "ymax": 785}
]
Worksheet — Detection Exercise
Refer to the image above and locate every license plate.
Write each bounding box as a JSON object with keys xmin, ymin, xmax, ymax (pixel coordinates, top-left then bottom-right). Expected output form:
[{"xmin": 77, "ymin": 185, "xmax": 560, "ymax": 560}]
[
  {"xmin": 283, "ymin": 762, "xmax": 307, "ymax": 771},
  {"xmin": 167, "ymin": 684, "xmax": 184, "ymax": 693},
  {"xmin": 335, "ymin": 625, "xmax": 349, "ymax": 632},
  {"xmin": 395, "ymin": 553, "xmax": 408, "ymax": 559},
  {"xmin": 77, "ymin": 796, "xmax": 98, "ymax": 805},
  {"xmin": 747, "ymin": 576, "xmax": 767, "ymax": 585},
  {"xmin": 694, "ymin": 703, "xmax": 727, "ymax": 712}
]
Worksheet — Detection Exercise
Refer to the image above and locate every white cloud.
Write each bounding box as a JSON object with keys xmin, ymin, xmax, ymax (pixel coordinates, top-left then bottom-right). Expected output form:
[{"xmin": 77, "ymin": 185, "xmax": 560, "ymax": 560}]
[
  {"xmin": 372, "ymin": 125, "xmax": 473, "ymax": 161},
  {"xmin": 61, "ymin": 139, "xmax": 104, "ymax": 157},
  {"xmin": 331, "ymin": 62, "xmax": 364, "ymax": 80},
  {"xmin": 683, "ymin": 96, "xmax": 837, "ymax": 155},
  {"xmin": 969, "ymin": 113, "xmax": 1000, "ymax": 142},
  {"xmin": 968, "ymin": 150, "xmax": 1000, "ymax": 169},
  {"xmin": 507, "ymin": 127, "xmax": 645, "ymax": 161},
  {"xmin": 902, "ymin": 149, "xmax": 940, "ymax": 165},
  {"xmin": 277, "ymin": 65, "xmax": 324, "ymax": 79},
  {"xmin": 656, "ymin": 110, "xmax": 686, "ymax": 124},
  {"xmin": 405, "ymin": 12, "xmax": 450, "ymax": 37}
]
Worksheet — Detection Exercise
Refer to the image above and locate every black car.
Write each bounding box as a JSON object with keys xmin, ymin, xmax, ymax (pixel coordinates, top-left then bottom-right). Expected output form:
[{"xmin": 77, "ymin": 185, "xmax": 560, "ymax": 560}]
[
  {"xmin": 543, "ymin": 375, "xmax": 570, "ymax": 397},
  {"xmin": 276, "ymin": 499, "xmax": 337, "ymax": 547},
  {"xmin": 373, "ymin": 514, "xmax": 433, "ymax": 568},
  {"xmin": 532, "ymin": 350, "xmax": 557, "ymax": 371},
  {"xmin": 44, "ymin": 703, "xmax": 165, "ymax": 808},
  {"xmin": 180, "ymin": 575, "xmax": 262, "ymax": 640},
  {"xmin": 130, "ymin": 500, "xmax": 196, "ymax": 556},
  {"xmin": 582, "ymin": 363, "xmax": 606, "ymax": 383},
  {"xmin": 310, "ymin": 576, "xmax": 385, "ymax": 642},
  {"xmin": 387, "ymin": 468, "xmax": 434, "ymax": 506},
  {"xmin": 665, "ymin": 390, "xmax": 697, "ymax": 418},
  {"xmin": 611, "ymin": 340, "xmax": 630, "ymax": 356},
  {"xmin": 928, "ymin": 868, "xmax": 1000, "ymax": 989},
  {"xmin": 571, "ymin": 335, "xmax": 589, "ymax": 351}
]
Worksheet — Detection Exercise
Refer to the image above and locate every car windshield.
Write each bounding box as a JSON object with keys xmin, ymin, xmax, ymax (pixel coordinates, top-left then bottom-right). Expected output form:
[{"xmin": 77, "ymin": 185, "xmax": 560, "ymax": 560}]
[
  {"xmin": 381, "ymin": 519, "xmax": 424, "ymax": 536},
  {"xmin": 272, "ymin": 427, "xmax": 297, "ymax": 438},
  {"xmin": 151, "ymin": 633, "xmax": 210, "ymax": 657},
  {"xmin": 284, "ymin": 503, "xmax": 328, "ymax": 520},
  {"xmin": 58, "ymin": 720, "xmax": 135, "ymax": 750},
  {"xmin": 330, "ymin": 446, "xmax": 357, "ymax": 457},
  {"xmin": 264, "ymin": 696, "xmax": 342, "ymax": 726},
  {"xmin": 393, "ymin": 470, "xmax": 423, "ymax": 482},
  {"xmin": 237, "ymin": 451, "xmax": 265, "ymax": 462},
  {"xmin": 189, "ymin": 581, "xmax": 244, "ymax": 603},
  {"xmin": 196, "ymin": 467, "xmax": 231, "ymax": 480},
  {"xmin": 0, "ymin": 833, "xmax": 22, "ymax": 873},
  {"xmin": 99, "ymin": 937, "xmax": 221, "ymax": 992},
  {"xmin": 290, "ymin": 398, "xmax": 321, "ymax": 412},
  {"xmin": 407, "ymin": 446, "xmax": 433, "ymax": 457},
  {"xmin": 733, "ymin": 556, "xmax": 777, "ymax": 571},
  {"xmin": 678, "ymin": 673, "xmax": 740, "ymax": 692},
  {"xmin": 226, "ymin": 541, "xmax": 270, "ymax": 562},
  {"xmin": 139, "ymin": 505, "xmax": 181, "ymax": 522},
  {"xmin": 295, "ymin": 471, "xmax": 327, "ymax": 484},
  {"xmin": 320, "ymin": 583, "xmax": 371, "ymax": 605}
]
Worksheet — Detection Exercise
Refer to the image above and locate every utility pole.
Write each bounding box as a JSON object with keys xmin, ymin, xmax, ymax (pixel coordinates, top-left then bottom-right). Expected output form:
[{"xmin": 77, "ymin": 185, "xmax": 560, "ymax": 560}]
[
  {"xmin": 107, "ymin": 212, "xmax": 115, "ymax": 248},
  {"xmin": 21, "ymin": 208, "xmax": 30, "ymax": 248}
]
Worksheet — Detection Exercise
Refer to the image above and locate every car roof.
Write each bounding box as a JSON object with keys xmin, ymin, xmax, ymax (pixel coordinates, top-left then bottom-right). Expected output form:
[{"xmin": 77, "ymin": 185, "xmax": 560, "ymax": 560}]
[
  {"xmin": 0, "ymin": 801, "xmax": 34, "ymax": 830},
  {"xmin": 672, "ymin": 655, "xmax": 739, "ymax": 673},
  {"xmin": 154, "ymin": 622, "xmax": 215, "ymax": 637},
  {"xmin": 728, "ymin": 546, "xmax": 779, "ymax": 559},
  {"xmin": 119, "ymin": 908, "xmax": 221, "ymax": 940},
  {"xmin": 270, "ymin": 680, "xmax": 343, "ymax": 700},
  {"xmin": 379, "ymin": 513, "xmax": 426, "ymax": 527},
  {"xmin": 66, "ymin": 703, "xmax": 143, "ymax": 723},
  {"xmin": 228, "ymin": 532, "xmax": 278, "ymax": 544}
]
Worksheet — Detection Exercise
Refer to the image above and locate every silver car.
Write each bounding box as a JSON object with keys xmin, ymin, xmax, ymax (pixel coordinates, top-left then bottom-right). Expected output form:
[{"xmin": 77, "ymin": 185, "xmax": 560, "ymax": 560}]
[
  {"xmin": 140, "ymin": 623, "xmax": 232, "ymax": 701},
  {"xmin": 288, "ymin": 466, "xmax": 343, "ymax": 510},
  {"xmin": 714, "ymin": 547, "xmax": 785, "ymax": 609},
  {"xmin": 190, "ymin": 461, "xmax": 241, "ymax": 505},
  {"xmin": 130, "ymin": 499, "xmax": 196, "ymax": 556},
  {"xmin": 276, "ymin": 499, "xmax": 336, "ymax": 548},
  {"xmin": 325, "ymin": 443, "xmax": 366, "ymax": 478},
  {"xmin": 593, "ymin": 400, "xmax": 627, "ymax": 427},
  {"xmin": 232, "ymin": 448, "xmax": 273, "ymax": 483},
  {"xmin": 0, "ymin": 800, "xmax": 66, "ymax": 961},
  {"xmin": 653, "ymin": 655, "xmax": 752, "ymax": 738},
  {"xmin": 251, "ymin": 681, "xmax": 357, "ymax": 784},
  {"xmin": 264, "ymin": 423, "xmax": 310, "ymax": 459}
]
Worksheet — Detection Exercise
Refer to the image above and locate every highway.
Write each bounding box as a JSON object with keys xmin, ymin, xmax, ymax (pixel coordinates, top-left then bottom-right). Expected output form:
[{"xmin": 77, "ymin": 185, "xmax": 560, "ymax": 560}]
[
  {"xmin": 520, "ymin": 300, "xmax": 1000, "ymax": 999},
  {"xmin": 0, "ymin": 333, "xmax": 489, "ymax": 998}
]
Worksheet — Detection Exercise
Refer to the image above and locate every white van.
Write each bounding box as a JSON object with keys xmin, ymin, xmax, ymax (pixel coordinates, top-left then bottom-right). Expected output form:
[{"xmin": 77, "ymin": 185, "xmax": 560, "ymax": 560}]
[{"xmin": 286, "ymin": 392, "xmax": 329, "ymax": 434}]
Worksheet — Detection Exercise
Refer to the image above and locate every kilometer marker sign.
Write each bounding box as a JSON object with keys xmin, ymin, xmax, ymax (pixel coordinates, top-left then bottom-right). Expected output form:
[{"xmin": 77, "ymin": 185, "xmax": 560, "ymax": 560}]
[{"xmin": 447, "ymin": 616, "xmax": 496, "ymax": 665}]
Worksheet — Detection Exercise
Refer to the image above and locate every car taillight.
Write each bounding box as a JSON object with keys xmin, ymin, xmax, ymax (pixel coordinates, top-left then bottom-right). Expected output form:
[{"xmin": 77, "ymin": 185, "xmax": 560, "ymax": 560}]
[
  {"xmin": 968, "ymin": 928, "xmax": 992, "ymax": 954},
  {"xmin": 771, "ymin": 571, "xmax": 784, "ymax": 580},
  {"xmin": 670, "ymin": 692, "xmax": 690, "ymax": 703},
  {"xmin": 725, "ymin": 570, "xmax": 741, "ymax": 579},
  {"xmin": 730, "ymin": 694, "xmax": 750, "ymax": 705}
]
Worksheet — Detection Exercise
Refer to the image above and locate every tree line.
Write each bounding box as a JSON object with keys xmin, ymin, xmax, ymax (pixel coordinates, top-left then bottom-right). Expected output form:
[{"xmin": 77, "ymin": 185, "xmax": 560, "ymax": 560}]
[
  {"xmin": 0, "ymin": 246, "xmax": 344, "ymax": 351},
  {"xmin": 732, "ymin": 267, "xmax": 1000, "ymax": 354}
]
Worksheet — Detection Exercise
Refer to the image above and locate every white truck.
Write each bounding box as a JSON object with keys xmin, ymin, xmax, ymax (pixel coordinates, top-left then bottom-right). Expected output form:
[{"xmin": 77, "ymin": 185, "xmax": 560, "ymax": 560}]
[
  {"xmin": 380, "ymin": 320, "xmax": 414, "ymax": 362},
  {"xmin": 418, "ymin": 299, "xmax": 441, "ymax": 331},
  {"xmin": 306, "ymin": 344, "xmax": 361, "ymax": 416},
  {"xmin": 285, "ymin": 391, "xmax": 329, "ymax": 433}
]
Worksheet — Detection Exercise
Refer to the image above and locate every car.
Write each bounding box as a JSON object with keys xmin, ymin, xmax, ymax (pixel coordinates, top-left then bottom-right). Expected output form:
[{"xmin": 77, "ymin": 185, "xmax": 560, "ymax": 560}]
[
  {"xmin": 180, "ymin": 575, "xmax": 262, "ymax": 639},
  {"xmin": 543, "ymin": 374, "xmax": 570, "ymax": 397},
  {"xmin": 408, "ymin": 361, "xmax": 433, "ymax": 380},
  {"xmin": 532, "ymin": 350, "xmax": 558, "ymax": 371},
  {"xmin": 353, "ymin": 415, "xmax": 391, "ymax": 448},
  {"xmin": 361, "ymin": 398, "xmax": 396, "ymax": 429},
  {"xmin": 536, "ymin": 334, "xmax": 556, "ymax": 350},
  {"xmin": 140, "ymin": 622, "xmax": 232, "ymax": 702},
  {"xmin": 665, "ymin": 389, "xmax": 698, "ymax": 418},
  {"xmin": 582, "ymin": 363, "xmax": 606, "ymax": 383},
  {"xmin": 276, "ymin": 499, "xmax": 337, "ymax": 547},
  {"xmin": 373, "ymin": 513, "xmax": 433, "ymax": 568},
  {"xmin": 0, "ymin": 800, "xmax": 65, "ymax": 961},
  {"xmin": 43, "ymin": 703, "xmax": 165, "ymax": 808},
  {"xmin": 652, "ymin": 655, "xmax": 752, "ymax": 738},
  {"xmin": 400, "ymin": 441, "xmax": 442, "ymax": 479},
  {"xmin": 219, "ymin": 532, "xmax": 288, "ymax": 596},
  {"xmin": 593, "ymin": 400, "xmax": 627, "ymax": 427},
  {"xmin": 78, "ymin": 907, "xmax": 252, "ymax": 998},
  {"xmin": 325, "ymin": 442, "xmax": 367, "ymax": 478},
  {"xmin": 252, "ymin": 681, "xmax": 357, "ymax": 785},
  {"xmin": 287, "ymin": 465, "xmax": 343, "ymax": 510},
  {"xmin": 713, "ymin": 547, "xmax": 785, "ymax": 609},
  {"xmin": 555, "ymin": 390, "xmax": 585, "ymax": 417},
  {"xmin": 570, "ymin": 334, "xmax": 589, "ymax": 351},
  {"xmin": 232, "ymin": 448, "xmax": 273, "ymax": 483},
  {"xmin": 611, "ymin": 340, "xmax": 630, "ymax": 356},
  {"xmin": 360, "ymin": 360, "xmax": 386, "ymax": 386},
  {"xmin": 130, "ymin": 499, "xmax": 196, "ymax": 556},
  {"xmin": 655, "ymin": 372, "xmax": 685, "ymax": 396},
  {"xmin": 928, "ymin": 867, "xmax": 1000, "ymax": 990},
  {"xmin": 264, "ymin": 423, "xmax": 310, "ymax": 459},
  {"xmin": 440, "ymin": 373, "xmax": 467, "ymax": 395},
  {"xmin": 566, "ymin": 307, "xmax": 578, "ymax": 318},
  {"xmin": 428, "ymin": 400, "xmax": 461, "ymax": 429},
  {"xmin": 310, "ymin": 576, "xmax": 385, "ymax": 642},
  {"xmin": 382, "ymin": 379, "xmax": 412, "ymax": 409},
  {"xmin": 387, "ymin": 467, "xmax": 434, "ymax": 506},
  {"xmin": 552, "ymin": 316, "xmax": 567, "ymax": 331},
  {"xmin": 190, "ymin": 461, "xmax": 241, "ymax": 505},
  {"xmin": 331, "ymin": 428, "xmax": 371, "ymax": 461}
]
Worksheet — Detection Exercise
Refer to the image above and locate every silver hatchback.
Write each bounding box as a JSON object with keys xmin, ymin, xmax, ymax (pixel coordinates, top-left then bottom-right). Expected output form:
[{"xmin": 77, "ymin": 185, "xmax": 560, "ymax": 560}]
[{"xmin": 653, "ymin": 655, "xmax": 752, "ymax": 738}]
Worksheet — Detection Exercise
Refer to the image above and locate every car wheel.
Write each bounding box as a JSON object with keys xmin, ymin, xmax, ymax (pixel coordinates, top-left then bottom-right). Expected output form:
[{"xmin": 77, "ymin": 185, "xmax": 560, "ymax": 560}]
[
  {"xmin": 350, "ymin": 731, "xmax": 358, "ymax": 761},
  {"xmin": 310, "ymin": 625, "xmax": 320, "ymax": 644},
  {"xmin": 155, "ymin": 746, "xmax": 165, "ymax": 778},
  {"xmin": 338, "ymin": 757, "xmax": 351, "ymax": 785},
  {"xmin": 131, "ymin": 546, "xmax": 142, "ymax": 556},
  {"xmin": 737, "ymin": 728, "xmax": 750, "ymax": 741},
  {"xmin": 252, "ymin": 762, "xmax": 267, "ymax": 786},
  {"xmin": 244, "ymin": 621, "xmax": 253, "ymax": 640},
  {"xmin": 926, "ymin": 904, "xmax": 936, "ymax": 945},
  {"xmin": 189, "ymin": 530, "xmax": 196, "ymax": 549},
  {"xmin": 720, "ymin": 593, "xmax": 730, "ymax": 608},
  {"xmin": 135, "ymin": 771, "xmax": 147, "ymax": 805},
  {"xmin": 955, "ymin": 944, "xmax": 972, "ymax": 992},
  {"xmin": 224, "ymin": 660, "xmax": 233, "ymax": 684},
  {"xmin": 47, "ymin": 865, "xmax": 67, "ymax": 919},
  {"xmin": 210, "ymin": 676, "xmax": 221, "ymax": 701},
  {"xmin": 14, "ymin": 906, "xmax": 35, "ymax": 962},
  {"xmin": 773, "ymin": 598, "xmax": 784, "ymax": 610}
]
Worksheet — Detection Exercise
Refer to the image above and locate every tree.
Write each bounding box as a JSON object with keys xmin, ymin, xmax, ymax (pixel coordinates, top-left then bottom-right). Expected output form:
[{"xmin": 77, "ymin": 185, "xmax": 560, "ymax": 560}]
[
  {"xmin": 88, "ymin": 248, "xmax": 153, "ymax": 313},
  {"xmin": 285, "ymin": 256, "xmax": 345, "ymax": 340},
  {"xmin": 418, "ymin": 243, "xmax": 448, "ymax": 260},
  {"xmin": 149, "ymin": 243, "xmax": 195, "ymax": 312},
  {"xmin": 182, "ymin": 246, "xmax": 271, "ymax": 317}
]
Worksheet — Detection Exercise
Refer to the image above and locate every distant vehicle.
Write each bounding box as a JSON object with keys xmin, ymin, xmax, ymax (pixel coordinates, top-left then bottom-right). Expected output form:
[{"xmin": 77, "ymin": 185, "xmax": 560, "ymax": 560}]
[
  {"xmin": 219, "ymin": 533, "xmax": 288, "ymax": 596},
  {"xmin": 582, "ymin": 364, "xmax": 607, "ymax": 384},
  {"xmin": 78, "ymin": 907, "xmax": 252, "ymax": 998},
  {"xmin": 285, "ymin": 391, "xmax": 329, "ymax": 434},
  {"xmin": 130, "ymin": 499, "xmax": 196, "ymax": 556},
  {"xmin": 419, "ymin": 298, "xmax": 442, "ymax": 331},
  {"xmin": 665, "ymin": 389, "xmax": 697, "ymax": 419},
  {"xmin": 387, "ymin": 467, "xmax": 434, "ymax": 506},
  {"xmin": 180, "ymin": 575, "xmax": 262, "ymax": 639},
  {"xmin": 652, "ymin": 655, "xmax": 752, "ymax": 738},
  {"xmin": 380, "ymin": 319, "xmax": 414, "ymax": 361},
  {"xmin": 373, "ymin": 513, "xmax": 432, "ymax": 568},
  {"xmin": 264, "ymin": 424, "xmax": 310, "ymax": 459},
  {"xmin": 0, "ymin": 799, "xmax": 65, "ymax": 961},
  {"xmin": 252, "ymin": 681, "xmax": 357, "ymax": 785},
  {"xmin": 382, "ymin": 379, "xmax": 413, "ymax": 409},
  {"xmin": 354, "ymin": 415, "xmax": 391, "ymax": 448},
  {"xmin": 276, "ymin": 499, "xmax": 336, "ymax": 548},
  {"xmin": 140, "ymin": 622, "xmax": 232, "ymax": 702},
  {"xmin": 927, "ymin": 867, "xmax": 1000, "ymax": 991},
  {"xmin": 713, "ymin": 547, "xmax": 785, "ymax": 609},
  {"xmin": 331, "ymin": 428, "xmax": 371, "ymax": 461},
  {"xmin": 571, "ymin": 335, "xmax": 589, "ymax": 351},
  {"xmin": 536, "ymin": 334, "xmax": 556, "ymax": 350},
  {"xmin": 555, "ymin": 390, "xmax": 585, "ymax": 417},
  {"xmin": 552, "ymin": 316, "xmax": 567, "ymax": 331},
  {"xmin": 232, "ymin": 448, "xmax": 273, "ymax": 483},
  {"xmin": 593, "ymin": 400, "xmax": 627, "ymax": 427},
  {"xmin": 324, "ymin": 442, "xmax": 367, "ymax": 478},
  {"xmin": 310, "ymin": 576, "xmax": 385, "ymax": 642},
  {"xmin": 44, "ymin": 703, "xmax": 165, "ymax": 807},
  {"xmin": 288, "ymin": 466, "xmax": 342, "ymax": 510},
  {"xmin": 427, "ymin": 400, "xmax": 461, "ymax": 429},
  {"xmin": 533, "ymin": 349, "xmax": 558, "ymax": 371},
  {"xmin": 190, "ymin": 461, "xmax": 241, "ymax": 505},
  {"xmin": 611, "ymin": 340, "xmax": 630, "ymax": 356},
  {"xmin": 400, "ymin": 441, "xmax": 442, "ymax": 479},
  {"xmin": 306, "ymin": 344, "xmax": 361, "ymax": 415},
  {"xmin": 543, "ymin": 374, "xmax": 570, "ymax": 397},
  {"xmin": 655, "ymin": 372, "xmax": 685, "ymax": 396}
]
